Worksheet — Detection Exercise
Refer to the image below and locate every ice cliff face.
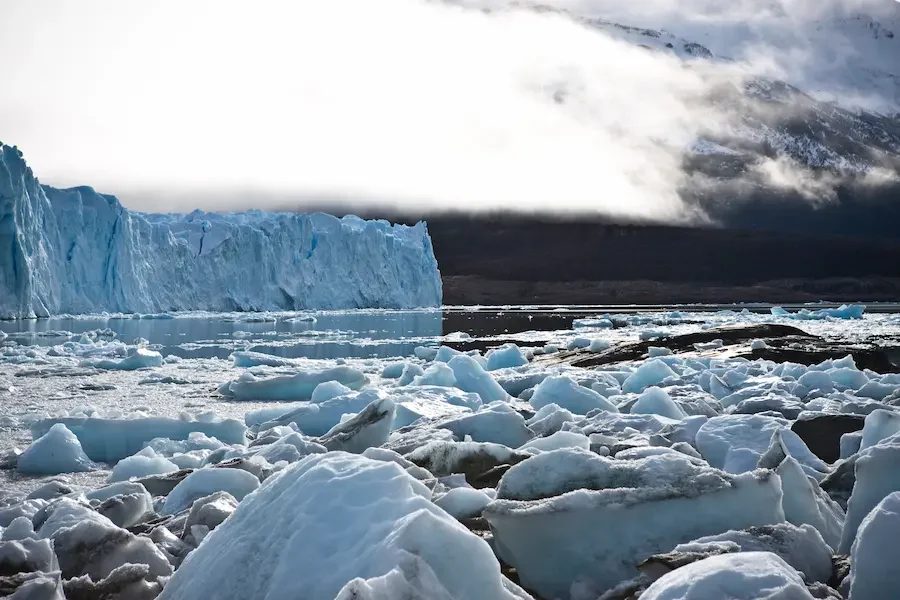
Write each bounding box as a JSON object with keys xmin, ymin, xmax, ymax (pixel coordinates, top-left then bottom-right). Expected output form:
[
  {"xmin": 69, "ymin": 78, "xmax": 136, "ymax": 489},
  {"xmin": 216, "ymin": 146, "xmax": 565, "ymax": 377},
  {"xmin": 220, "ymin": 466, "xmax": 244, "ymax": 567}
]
[{"xmin": 0, "ymin": 145, "xmax": 442, "ymax": 318}]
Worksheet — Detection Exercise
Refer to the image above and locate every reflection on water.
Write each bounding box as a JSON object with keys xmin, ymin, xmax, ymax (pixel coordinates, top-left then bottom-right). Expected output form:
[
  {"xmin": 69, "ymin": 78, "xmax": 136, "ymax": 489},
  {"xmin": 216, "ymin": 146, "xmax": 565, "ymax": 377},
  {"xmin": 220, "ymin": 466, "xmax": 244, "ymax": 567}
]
[
  {"xmin": 3, "ymin": 306, "xmax": 899, "ymax": 361},
  {"xmin": 0, "ymin": 309, "xmax": 601, "ymax": 361},
  {"xmin": 0, "ymin": 312, "xmax": 445, "ymax": 360}
]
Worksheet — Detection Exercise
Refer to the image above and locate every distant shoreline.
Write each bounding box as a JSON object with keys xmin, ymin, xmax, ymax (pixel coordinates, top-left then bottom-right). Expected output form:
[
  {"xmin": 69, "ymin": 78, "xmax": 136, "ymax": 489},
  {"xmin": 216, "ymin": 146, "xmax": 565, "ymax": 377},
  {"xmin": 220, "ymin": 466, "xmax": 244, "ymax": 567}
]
[{"xmin": 442, "ymin": 275, "xmax": 900, "ymax": 306}]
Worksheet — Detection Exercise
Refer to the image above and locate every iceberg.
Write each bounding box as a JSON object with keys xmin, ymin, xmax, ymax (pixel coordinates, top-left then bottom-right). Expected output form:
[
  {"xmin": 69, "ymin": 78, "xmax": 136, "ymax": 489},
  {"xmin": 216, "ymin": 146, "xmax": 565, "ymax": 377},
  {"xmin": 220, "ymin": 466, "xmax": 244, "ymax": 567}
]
[
  {"xmin": 30, "ymin": 416, "xmax": 246, "ymax": 463},
  {"xmin": 17, "ymin": 423, "xmax": 97, "ymax": 475},
  {"xmin": 218, "ymin": 366, "xmax": 369, "ymax": 401},
  {"xmin": 0, "ymin": 144, "xmax": 441, "ymax": 318}
]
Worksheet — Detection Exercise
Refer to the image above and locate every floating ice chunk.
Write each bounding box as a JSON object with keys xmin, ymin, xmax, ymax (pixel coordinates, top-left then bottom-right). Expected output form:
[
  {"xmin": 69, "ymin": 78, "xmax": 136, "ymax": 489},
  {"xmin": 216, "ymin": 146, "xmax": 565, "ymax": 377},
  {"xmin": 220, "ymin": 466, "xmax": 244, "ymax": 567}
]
[
  {"xmin": 485, "ymin": 451, "xmax": 784, "ymax": 598},
  {"xmin": 622, "ymin": 360, "xmax": 678, "ymax": 394},
  {"xmin": 38, "ymin": 498, "xmax": 172, "ymax": 581},
  {"xmin": 2, "ymin": 516, "xmax": 38, "ymax": 541},
  {"xmin": 26, "ymin": 481, "xmax": 77, "ymax": 502},
  {"xmin": 86, "ymin": 481, "xmax": 149, "ymax": 504},
  {"xmin": 406, "ymin": 441, "xmax": 530, "ymax": 481},
  {"xmin": 398, "ymin": 363, "xmax": 425, "ymax": 386},
  {"xmin": 857, "ymin": 381, "xmax": 898, "ymax": 401},
  {"xmin": 486, "ymin": 344, "xmax": 529, "ymax": 371},
  {"xmin": 773, "ymin": 304, "xmax": 866, "ymax": 320},
  {"xmin": 435, "ymin": 487, "xmax": 492, "ymax": 520},
  {"xmin": 841, "ymin": 432, "xmax": 863, "ymax": 459},
  {"xmin": 587, "ymin": 339, "xmax": 611, "ymax": 353},
  {"xmin": 839, "ymin": 433, "xmax": 900, "ymax": 553},
  {"xmin": 162, "ymin": 468, "xmax": 260, "ymax": 515},
  {"xmin": 380, "ymin": 362, "xmax": 406, "ymax": 379},
  {"xmin": 310, "ymin": 380, "xmax": 353, "ymax": 404},
  {"xmin": 31, "ymin": 416, "xmax": 245, "ymax": 463},
  {"xmin": 566, "ymin": 337, "xmax": 591, "ymax": 351},
  {"xmin": 230, "ymin": 351, "xmax": 296, "ymax": 368},
  {"xmin": 183, "ymin": 492, "xmax": 238, "ymax": 544},
  {"xmin": 319, "ymin": 397, "xmax": 396, "ymax": 454},
  {"xmin": 641, "ymin": 552, "xmax": 814, "ymax": 600},
  {"xmin": 249, "ymin": 389, "xmax": 389, "ymax": 436},
  {"xmin": 82, "ymin": 348, "xmax": 163, "ymax": 370},
  {"xmin": 0, "ymin": 571, "xmax": 65, "ymax": 598},
  {"xmin": 859, "ymin": 409, "xmax": 900, "ymax": 452},
  {"xmin": 90, "ymin": 484, "xmax": 154, "ymax": 529},
  {"xmin": 798, "ymin": 371, "xmax": 833, "ymax": 392},
  {"xmin": 392, "ymin": 386, "xmax": 481, "ymax": 429},
  {"xmin": 693, "ymin": 339, "xmax": 723, "ymax": 351},
  {"xmin": 0, "ymin": 535, "xmax": 57, "ymax": 574},
  {"xmin": 0, "ymin": 500, "xmax": 47, "ymax": 529},
  {"xmin": 414, "ymin": 346, "xmax": 439, "ymax": 361},
  {"xmin": 158, "ymin": 453, "xmax": 520, "ymax": 600},
  {"xmin": 219, "ymin": 366, "xmax": 368, "ymax": 401},
  {"xmin": 412, "ymin": 363, "xmax": 457, "ymax": 387},
  {"xmin": 648, "ymin": 346, "xmax": 672, "ymax": 357},
  {"xmin": 530, "ymin": 376, "xmax": 617, "ymax": 415},
  {"xmin": 518, "ymin": 431, "xmax": 590, "ymax": 454},
  {"xmin": 526, "ymin": 404, "xmax": 575, "ymax": 437},
  {"xmin": 640, "ymin": 330, "xmax": 667, "ymax": 341},
  {"xmin": 631, "ymin": 387, "xmax": 687, "ymax": 420},
  {"xmin": 255, "ymin": 432, "xmax": 327, "ymax": 464},
  {"xmin": 17, "ymin": 424, "xmax": 96, "ymax": 475},
  {"xmin": 696, "ymin": 415, "xmax": 826, "ymax": 475},
  {"xmin": 447, "ymin": 355, "xmax": 508, "ymax": 403},
  {"xmin": 761, "ymin": 435, "xmax": 843, "ymax": 549},
  {"xmin": 568, "ymin": 411, "xmax": 679, "ymax": 440},
  {"xmin": 829, "ymin": 367, "xmax": 868, "ymax": 390},
  {"xmin": 673, "ymin": 523, "xmax": 833, "ymax": 584},
  {"xmin": 847, "ymin": 491, "xmax": 900, "ymax": 600},
  {"xmin": 750, "ymin": 339, "xmax": 768, "ymax": 351},
  {"xmin": 108, "ymin": 446, "xmax": 179, "ymax": 482},
  {"xmin": 434, "ymin": 345, "xmax": 463, "ymax": 363},
  {"xmin": 438, "ymin": 408, "xmax": 533, "ymax": 448}
]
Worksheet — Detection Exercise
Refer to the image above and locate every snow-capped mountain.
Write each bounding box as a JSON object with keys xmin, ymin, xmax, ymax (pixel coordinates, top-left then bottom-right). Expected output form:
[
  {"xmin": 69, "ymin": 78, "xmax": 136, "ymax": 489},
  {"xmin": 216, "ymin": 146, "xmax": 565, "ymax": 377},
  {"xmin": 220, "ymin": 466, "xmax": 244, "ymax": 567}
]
[{"xmin": 498, "ymin": 1, "xmax": 900, "ymax": 230}]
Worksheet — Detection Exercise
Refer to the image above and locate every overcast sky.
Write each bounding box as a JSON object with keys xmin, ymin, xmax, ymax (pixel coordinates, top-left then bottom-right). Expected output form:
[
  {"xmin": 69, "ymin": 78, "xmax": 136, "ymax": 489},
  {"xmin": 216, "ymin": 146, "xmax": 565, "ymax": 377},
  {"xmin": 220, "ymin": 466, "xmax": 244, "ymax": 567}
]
[{"xmin": 1, "ymin": 0, "xmax": 897, "ymax": 218}]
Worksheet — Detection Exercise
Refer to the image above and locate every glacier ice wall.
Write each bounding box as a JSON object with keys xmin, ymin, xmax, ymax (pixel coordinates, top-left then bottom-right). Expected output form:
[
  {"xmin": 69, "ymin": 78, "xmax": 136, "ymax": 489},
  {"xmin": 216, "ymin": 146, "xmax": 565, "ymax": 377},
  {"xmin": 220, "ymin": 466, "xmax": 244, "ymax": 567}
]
[{"xmin": 0, "ymin": 145, "xmax": 441, "ymax": 318}]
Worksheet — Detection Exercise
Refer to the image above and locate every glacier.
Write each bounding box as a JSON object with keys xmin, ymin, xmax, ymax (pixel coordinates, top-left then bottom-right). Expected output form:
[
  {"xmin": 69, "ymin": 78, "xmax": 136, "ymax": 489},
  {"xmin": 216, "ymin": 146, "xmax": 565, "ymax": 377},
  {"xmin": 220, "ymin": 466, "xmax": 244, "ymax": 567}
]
[{"xmin": 0, "ymin": 144, "xmax": 442, "ymax": 318}]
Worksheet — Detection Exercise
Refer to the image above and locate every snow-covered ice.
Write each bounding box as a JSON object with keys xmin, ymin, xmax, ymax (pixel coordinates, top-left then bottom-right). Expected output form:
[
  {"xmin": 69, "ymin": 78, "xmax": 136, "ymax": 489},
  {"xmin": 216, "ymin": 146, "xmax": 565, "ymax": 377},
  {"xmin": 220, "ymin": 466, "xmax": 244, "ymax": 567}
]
[
  {"xmin": 641, "ymin": 552, "xmax": 816, "ymax": 600},
  {"xmin": 108, "ymin": 446, "xmax": 179, "ymax": 482},
  {"xmin": 839, "ymin": 432, "xmax": 900, "ymax": 553},
  {"xmin": 447, "ymin": 355, "xmax": 509, "ymax": 403},
  {"xmin": 219, "ymin": 366, "xmax": 369, "ymax": 401},
  {"xmin": 847, "ymin": 491, "xmax": 900, "ymax": 600},
  {"xmin": 530, "ymin": 375, "xmax": 618, "ymax": 415},
  {"xmin": 1, "ymin": 302, "xmax": 899, "ymax": 597},
  {"xmin": 434, "ymin": 487, "xmax": 493, "ymax": 520},
  {"xmin": 162, "ymin": 467, "xmax": 260, "ymax": 515},
  {"xmin": 672, "ymin": 523, "xmax": 834, "ymax": 584},
  {"xmin": 485, "ymin": 449, "xmax": 785, "ymax": 598},
  {"xmin": 158, "ymin": 453, "xmax": 522, "ymax": 600}
]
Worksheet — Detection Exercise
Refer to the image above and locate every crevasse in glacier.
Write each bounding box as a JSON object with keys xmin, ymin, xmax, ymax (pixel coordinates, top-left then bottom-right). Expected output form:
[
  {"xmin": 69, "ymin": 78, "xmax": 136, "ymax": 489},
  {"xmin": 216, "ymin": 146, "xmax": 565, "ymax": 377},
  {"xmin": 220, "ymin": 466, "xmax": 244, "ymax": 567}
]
[{"xmin": 0, "ymin": 144, "xmax": 442, "ymax": 318}]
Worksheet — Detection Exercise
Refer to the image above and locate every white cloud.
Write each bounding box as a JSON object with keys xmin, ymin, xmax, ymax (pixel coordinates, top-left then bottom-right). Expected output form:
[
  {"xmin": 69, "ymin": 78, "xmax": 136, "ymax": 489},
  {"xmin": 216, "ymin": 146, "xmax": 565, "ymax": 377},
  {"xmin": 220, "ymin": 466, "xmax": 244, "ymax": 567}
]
[{"xmin": 0, "ymin": 0, "xmax": 896, "ymax": 218}]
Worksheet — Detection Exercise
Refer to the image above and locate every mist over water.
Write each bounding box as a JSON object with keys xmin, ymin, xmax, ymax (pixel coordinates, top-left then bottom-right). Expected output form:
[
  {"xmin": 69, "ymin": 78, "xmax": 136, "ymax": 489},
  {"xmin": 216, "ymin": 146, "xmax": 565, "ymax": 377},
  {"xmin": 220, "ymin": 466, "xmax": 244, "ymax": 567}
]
[{"xmin": 1, "ymin": 0, "xmax": 897, "ymax": 220}]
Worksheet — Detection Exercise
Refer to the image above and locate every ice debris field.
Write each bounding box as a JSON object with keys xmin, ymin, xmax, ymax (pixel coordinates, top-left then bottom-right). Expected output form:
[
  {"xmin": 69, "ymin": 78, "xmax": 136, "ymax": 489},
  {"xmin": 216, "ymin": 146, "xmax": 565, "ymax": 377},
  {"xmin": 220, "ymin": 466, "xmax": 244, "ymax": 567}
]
[{"xmin": 1, "ymin": 303, "xmax": 900, "ymax": 599}]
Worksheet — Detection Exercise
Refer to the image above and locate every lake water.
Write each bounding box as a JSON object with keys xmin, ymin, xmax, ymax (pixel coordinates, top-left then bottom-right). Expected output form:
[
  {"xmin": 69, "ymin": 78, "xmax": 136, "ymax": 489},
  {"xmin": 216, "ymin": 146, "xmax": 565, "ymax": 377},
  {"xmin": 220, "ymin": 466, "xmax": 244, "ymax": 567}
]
[{"xmin": 2, "ymin": 304, "xmax": 900, "ymax": 361}]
